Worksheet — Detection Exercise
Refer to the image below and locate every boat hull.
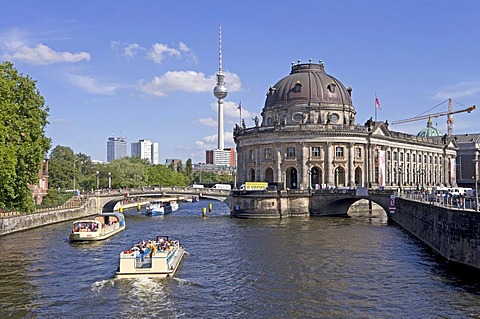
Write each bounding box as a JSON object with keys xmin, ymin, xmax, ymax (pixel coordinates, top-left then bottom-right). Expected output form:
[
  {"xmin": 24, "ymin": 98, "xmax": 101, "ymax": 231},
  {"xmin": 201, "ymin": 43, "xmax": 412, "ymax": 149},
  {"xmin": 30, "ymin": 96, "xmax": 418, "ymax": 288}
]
[
  {"xmin": 114, "ymin": 246, "xmax": 185, "ymax": 279},
  {"xmin": 69, "ymin": 225, "xmax": 125, "ymax": 242},
  {"xmin": 69, "ymin": 212, "xmax": 126, "ymax": 242}
]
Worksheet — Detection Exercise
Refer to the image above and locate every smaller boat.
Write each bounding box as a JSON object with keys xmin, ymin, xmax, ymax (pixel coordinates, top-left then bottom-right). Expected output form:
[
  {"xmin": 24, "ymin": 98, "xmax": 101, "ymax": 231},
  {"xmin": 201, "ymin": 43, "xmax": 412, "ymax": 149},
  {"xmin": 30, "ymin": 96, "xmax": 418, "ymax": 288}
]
[
  {"xmin": 69, "ymin": 212, "xmax": 126, "ymax": 242},
  {"xmin": 145, "ymin": 200, "xmax": 164, "ymax": 216},
  {"xmin": 114, "ymin": 236, "xmax": 186, "ymax": 279},
  {"xmin": 165, "ymin": 200, "xmax": 179, "ymax": 213},
  {"xmin": 145, "ymin": 200, "xmax": 179, "ymax": 216}
]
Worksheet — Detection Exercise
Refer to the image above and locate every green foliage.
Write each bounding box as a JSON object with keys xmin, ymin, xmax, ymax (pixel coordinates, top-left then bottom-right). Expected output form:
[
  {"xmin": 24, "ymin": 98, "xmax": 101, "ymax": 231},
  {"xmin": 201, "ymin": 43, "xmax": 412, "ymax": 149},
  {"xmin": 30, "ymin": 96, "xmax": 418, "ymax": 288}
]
[
  {"xmin": 105, "ymin": 157, "xmax": 150, "ymax": 188},
  {"xmin": 0, "ymin": 62, "xmax": 51, "ymax": 212},
  {"xmin": 48, "ymin": 145, "xmax": 75, "ymax": 189},
  {"xmin": 39, "ymin": 188, "xmax": 72, "ymax": 207},
  {"xmin": 148, "ymin": 164, "xmax": 187, "ymax": 186}
]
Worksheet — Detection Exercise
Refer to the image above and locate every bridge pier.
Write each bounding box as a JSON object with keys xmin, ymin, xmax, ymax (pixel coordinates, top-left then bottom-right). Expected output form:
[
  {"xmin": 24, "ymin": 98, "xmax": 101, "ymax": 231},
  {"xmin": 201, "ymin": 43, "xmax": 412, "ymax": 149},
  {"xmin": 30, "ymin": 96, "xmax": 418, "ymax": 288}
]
[{"xmin": 228, "ymin": 189, "xmax": 393, "ymax": 219}]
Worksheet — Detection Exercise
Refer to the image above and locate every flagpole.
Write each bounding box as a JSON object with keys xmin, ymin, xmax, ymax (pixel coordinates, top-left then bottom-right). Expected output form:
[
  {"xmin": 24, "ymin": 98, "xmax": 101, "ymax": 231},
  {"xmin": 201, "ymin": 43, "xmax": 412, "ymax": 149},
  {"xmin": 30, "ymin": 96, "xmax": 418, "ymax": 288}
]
[
  {"xmin": 375, "ymin": 93, "xmax": 377, "ymax": 122},
  {"xmin": 238, "ymin": 101, "xmax": 242, "ymax": 126}
]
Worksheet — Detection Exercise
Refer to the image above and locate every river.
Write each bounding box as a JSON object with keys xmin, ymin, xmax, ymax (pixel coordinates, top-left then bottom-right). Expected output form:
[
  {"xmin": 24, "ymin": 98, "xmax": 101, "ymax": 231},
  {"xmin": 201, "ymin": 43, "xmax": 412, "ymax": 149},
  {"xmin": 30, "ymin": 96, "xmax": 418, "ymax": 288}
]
[{"xmin": 1, "ymin": 199, "xmax": 479, "ymax": 318}]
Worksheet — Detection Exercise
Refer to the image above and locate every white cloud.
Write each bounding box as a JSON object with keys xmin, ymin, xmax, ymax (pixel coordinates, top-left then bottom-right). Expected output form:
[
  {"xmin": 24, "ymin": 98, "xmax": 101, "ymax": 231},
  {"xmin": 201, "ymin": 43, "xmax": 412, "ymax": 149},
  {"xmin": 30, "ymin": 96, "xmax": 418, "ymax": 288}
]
[
  {"xmin": 0, "ymin": 30, "xmax": 90, "ymax": 65},
  {"xmin": 2, "ymin": 43, "xmax": 90, "ymax": 65},
  {"xmin": 140, "ymin": 70, "xmax": 242, "ymax": 97},
  {"xmin": 148, "ymin": 43, "xmax": 181, "ymax": 64},
  {"xmin": 68, "ymin": 74, "xmax": 118, "ymax": 95},
  {"xmin": 198, "ymin": 117, "xmax": 217, "ymax": 126},
  {"xmin": 178, "ymin": 41, "xmax": 198, "ymax": 63},
  {"xmin": 111, "ymin": 41, "xmax": 144, "ymax": 59},
  {"xmin": 434, "ymin": 81, "xmax": 480, "ymax": 100}
]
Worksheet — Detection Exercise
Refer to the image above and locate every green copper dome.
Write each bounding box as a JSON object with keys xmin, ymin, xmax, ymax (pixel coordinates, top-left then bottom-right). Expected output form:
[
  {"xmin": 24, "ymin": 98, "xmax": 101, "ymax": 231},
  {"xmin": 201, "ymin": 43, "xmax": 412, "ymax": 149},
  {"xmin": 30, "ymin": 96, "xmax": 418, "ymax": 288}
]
[{"xmin": 417, "ymin": 118, "xmax": 442, "ymax": 137}]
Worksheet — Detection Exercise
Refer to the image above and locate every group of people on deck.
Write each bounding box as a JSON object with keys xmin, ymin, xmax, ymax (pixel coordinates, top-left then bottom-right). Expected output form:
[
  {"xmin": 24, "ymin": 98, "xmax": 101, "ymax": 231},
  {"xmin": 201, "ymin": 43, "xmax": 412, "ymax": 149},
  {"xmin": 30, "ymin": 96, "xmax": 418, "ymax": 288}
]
[{"xmin": 132, "ymin": 238, "xmax": 179, "ymax": 259}]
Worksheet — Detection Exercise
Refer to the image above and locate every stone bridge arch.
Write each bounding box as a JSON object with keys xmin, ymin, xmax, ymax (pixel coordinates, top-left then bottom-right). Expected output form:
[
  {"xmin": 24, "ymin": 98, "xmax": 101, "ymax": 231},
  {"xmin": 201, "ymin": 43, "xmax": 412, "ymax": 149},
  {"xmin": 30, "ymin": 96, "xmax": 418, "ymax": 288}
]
[{"xmin": 310, "ymin": 192, "xmax": 392, "ymax": 217}]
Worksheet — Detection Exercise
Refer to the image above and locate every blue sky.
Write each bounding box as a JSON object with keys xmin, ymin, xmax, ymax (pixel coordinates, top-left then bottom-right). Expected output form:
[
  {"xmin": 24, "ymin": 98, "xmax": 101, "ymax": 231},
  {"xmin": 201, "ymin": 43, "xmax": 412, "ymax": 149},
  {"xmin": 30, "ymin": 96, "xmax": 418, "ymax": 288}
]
[{"xmin": 2, "ymin": 0, "xmax": 480, "ymax": 163}]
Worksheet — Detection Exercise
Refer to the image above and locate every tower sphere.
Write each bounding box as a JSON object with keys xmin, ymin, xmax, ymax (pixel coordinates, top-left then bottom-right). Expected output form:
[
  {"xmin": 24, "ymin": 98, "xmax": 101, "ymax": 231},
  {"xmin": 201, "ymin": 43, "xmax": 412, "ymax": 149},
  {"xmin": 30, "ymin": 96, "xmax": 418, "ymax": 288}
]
[{"xmin": 214, "ymin": 81, "xmax": 228, "ymax": 100}]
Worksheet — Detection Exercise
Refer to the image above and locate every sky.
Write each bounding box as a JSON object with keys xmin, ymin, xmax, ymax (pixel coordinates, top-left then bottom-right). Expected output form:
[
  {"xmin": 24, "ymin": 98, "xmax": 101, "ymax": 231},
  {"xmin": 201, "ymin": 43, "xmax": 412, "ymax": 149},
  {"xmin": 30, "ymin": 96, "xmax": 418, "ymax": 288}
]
[{"xmin": 2, "ymin": 0, "xmax": 480, "ymax": 164}]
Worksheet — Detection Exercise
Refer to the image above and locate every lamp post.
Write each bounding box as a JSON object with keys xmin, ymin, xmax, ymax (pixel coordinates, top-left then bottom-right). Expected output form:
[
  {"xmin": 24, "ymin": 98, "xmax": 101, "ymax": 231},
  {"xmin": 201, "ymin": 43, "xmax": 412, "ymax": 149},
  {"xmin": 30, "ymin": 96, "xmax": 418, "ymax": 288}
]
[
  {"xmin": 335, "ymin": 167, "xmax": 339, "ymax": 188},
  {"xmin": 73, "ymin": 158, "xmax": 79, "ymax": 191},
  {"xmin": 108, "ymin": 172, "xmax": 112, "ymax": 189},
  {"xmin": 475, "ymin": 151, "xmax": 479, "ymax": 212},
  {"xmin": 96, "ymin": 171, "xmax": 99, "ymax": 190},
  {"xmin": 398, "ymin": 167, "xmax": 403, "ymax": 194},
  {"xmin": 308, "ymin": 166, "xmax": 312, "ymax": 192}
]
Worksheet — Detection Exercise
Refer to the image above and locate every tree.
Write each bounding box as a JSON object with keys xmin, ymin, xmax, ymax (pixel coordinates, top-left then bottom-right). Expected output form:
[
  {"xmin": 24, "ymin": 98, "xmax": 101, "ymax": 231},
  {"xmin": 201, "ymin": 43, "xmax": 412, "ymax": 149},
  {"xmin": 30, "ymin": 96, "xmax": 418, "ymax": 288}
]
[
  {"xmin": 184, "ymin": 158, "xmax": 193, "ymax": 182},
  {"xmin": 48, "ymin": 145, "xmax": 75, "ymax": 190},
  {"xmin": 148, "ymin": 164, "xmax": 187, "ymax": 186},
  {"xmin": 0, "ymin": 62, "xmax": 51, "ymax": 212}
]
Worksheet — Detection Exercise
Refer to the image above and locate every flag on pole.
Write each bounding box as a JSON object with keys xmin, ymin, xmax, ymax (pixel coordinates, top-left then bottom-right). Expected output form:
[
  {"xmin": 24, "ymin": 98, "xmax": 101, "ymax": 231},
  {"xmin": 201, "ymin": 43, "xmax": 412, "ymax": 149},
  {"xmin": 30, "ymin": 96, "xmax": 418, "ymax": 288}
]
[
  {"xmin": 238, "ymin": 101, "xmax": 242, "ymax": 126},
  {"xmin": 375, "ymin": 94, "xmax": 381, "ymax": 109}
]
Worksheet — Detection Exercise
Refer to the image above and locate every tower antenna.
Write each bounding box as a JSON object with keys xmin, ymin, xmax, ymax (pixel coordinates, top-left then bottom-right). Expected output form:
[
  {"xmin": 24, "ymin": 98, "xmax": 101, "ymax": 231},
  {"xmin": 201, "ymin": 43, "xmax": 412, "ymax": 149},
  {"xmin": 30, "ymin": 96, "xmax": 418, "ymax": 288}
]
[{"xmin": 213, "ymin": 24, "xmax": 228, "ymax": 150}]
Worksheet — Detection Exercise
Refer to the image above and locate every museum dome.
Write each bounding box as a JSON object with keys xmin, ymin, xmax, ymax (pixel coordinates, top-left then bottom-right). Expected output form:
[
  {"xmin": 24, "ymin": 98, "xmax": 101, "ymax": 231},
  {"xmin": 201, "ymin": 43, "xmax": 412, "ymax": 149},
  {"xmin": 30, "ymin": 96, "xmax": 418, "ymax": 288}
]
[
  {"xmin": 264, "ymin": 61, "xmax": 353, "ymax": 109},
  {"xmin": 417, "ymin": 118, "xmax": 442, "ymax": 137}
]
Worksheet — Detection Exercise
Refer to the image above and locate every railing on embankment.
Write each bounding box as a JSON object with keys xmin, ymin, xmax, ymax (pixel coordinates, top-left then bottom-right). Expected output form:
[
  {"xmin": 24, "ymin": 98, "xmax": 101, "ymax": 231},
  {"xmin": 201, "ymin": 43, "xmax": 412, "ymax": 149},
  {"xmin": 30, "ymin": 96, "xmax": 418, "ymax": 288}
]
[
  {"xmin": 392, "ymin": 194, "xmax": 480, "ymax": 270},
  {"xmin": 0, "ymin": 197, "xmax": 97, "ymax": 236}
]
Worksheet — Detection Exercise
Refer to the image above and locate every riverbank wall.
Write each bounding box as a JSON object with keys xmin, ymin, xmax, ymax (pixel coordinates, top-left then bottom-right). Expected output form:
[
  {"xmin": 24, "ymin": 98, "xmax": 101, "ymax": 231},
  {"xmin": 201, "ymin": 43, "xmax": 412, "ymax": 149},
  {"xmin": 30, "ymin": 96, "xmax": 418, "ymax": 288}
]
[
  {"xmin": 0, "ymin": 198, "xmax": 97, "ymax": 236},
  {"xmin": 392, "ymin": 198, "xmax": 480, "ymax": 270}
]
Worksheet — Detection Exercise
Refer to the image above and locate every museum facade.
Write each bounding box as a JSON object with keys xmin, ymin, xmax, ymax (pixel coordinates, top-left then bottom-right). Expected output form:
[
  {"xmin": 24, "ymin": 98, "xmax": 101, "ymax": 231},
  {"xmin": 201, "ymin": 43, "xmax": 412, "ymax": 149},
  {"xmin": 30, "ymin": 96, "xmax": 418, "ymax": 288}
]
[{"xmin": 234, "ymin": 61, "xmax": 458, "ymax": 190}]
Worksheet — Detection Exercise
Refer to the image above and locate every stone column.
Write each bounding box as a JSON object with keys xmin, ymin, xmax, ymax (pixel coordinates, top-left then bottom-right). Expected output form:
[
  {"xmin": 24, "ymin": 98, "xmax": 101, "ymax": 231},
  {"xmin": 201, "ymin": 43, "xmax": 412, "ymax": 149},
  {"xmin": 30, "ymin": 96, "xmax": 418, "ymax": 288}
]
[
  {"xmin": 348, "ymin": 143, "xmax": 355, "ymax": 187},
  {"xmin": 255, "ymin": 147, "xmax": 261, "ymax": 182},
  {"xmin": 368, "ymin": 144, "xmax": 375, "ymax": 187},
  {"xmin": 325, "ymin": 142, "xmax": 332, "ymax": 186},
  {"xmin": 301, "ymin": 143, "xmax": 309, "ymax": 189},
  {"xmin": 275, "ymin": 145, "xmax": 282, "ymax": 184}
]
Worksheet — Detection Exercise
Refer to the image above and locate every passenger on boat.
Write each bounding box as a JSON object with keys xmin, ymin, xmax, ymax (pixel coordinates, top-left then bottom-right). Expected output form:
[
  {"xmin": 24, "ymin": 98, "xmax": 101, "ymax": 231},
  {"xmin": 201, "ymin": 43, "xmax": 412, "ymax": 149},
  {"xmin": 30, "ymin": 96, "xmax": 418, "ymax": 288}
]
[{"xmin": 148, "ymin": 241, "xmax": 157, "ymax": 258}]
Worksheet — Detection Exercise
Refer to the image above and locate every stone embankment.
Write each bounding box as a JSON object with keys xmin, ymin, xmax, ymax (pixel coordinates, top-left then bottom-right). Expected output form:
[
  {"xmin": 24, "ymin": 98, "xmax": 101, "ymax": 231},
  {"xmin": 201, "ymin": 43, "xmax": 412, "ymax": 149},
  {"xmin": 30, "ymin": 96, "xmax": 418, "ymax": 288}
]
[
  {"xmin": 392, "ymin": 196, "xmax": 480, "ymax": 270},
  {"xmin": 0, "ymin": 198, "xmax": 97, "ymax": 236}
]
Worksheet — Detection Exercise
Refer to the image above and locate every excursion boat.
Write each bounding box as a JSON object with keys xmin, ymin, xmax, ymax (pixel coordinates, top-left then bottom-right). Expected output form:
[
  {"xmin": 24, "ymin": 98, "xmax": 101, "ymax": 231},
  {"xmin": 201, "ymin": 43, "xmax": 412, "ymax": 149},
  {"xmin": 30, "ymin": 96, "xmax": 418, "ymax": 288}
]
[
  {"xmin": 69, "ymin": 212, "xmax": 126, "ymax": 242},
  {"xmin": 114, "ymin": 236, "xmax": 186, "ymax": 279},
  {"xmin": 145, "ymin": 200, "xmax": 179, "ymax": 216}
]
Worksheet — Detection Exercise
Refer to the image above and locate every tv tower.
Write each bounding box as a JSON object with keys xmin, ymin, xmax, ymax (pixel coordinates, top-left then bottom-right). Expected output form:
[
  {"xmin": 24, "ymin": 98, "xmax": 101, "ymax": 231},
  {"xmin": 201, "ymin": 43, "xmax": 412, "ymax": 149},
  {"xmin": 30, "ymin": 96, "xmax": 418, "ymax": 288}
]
[{"xmin": 213, "ymin": 25, "xmax": 228, "ymax": 150}]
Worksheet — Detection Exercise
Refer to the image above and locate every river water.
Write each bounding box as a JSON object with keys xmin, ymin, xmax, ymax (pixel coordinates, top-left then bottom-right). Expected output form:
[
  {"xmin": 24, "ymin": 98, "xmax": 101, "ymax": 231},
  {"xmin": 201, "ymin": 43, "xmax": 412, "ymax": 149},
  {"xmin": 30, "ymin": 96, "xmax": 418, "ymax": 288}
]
[{"xmin": 1, "ymin": 200, "xmax": 480, "ymax": 318}]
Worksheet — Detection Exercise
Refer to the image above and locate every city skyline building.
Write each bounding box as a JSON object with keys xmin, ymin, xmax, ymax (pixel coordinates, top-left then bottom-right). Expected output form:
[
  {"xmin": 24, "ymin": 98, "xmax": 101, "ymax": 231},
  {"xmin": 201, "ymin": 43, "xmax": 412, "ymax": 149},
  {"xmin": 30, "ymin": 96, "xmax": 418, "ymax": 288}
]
[
  {"xmin": 106, "ymin": 136, "xmax": 127, "ymax": 162},
  {"xmin": 206, "ymin": 148, "xmax": 235, "ymax": 167},
  {"xmin": 131, "ymin": 139, "xmax": 159, "ymax": 164}
]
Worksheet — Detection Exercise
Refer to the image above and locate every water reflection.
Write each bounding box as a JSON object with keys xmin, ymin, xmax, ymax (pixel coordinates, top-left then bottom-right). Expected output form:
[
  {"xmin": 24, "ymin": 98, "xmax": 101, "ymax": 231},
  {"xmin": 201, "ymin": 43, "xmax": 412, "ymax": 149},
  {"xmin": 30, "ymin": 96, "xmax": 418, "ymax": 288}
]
[{"xmin": 0, "ymin": 199, "xmax": 479, "ymax": 318}]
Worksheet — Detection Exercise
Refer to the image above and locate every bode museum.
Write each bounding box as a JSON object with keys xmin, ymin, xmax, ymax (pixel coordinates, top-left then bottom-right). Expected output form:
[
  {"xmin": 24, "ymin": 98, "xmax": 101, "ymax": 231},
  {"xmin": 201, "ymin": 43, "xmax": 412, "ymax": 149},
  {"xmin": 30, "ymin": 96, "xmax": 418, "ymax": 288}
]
[{"xmin": 233, "ymin": 60, "xmax": 458, "ymax": 191}]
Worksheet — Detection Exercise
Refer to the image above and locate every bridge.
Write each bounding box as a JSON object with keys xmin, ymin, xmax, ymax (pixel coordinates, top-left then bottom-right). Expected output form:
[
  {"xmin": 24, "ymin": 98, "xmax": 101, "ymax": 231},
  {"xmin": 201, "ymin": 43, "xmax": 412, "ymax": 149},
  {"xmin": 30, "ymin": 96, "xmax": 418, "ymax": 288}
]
[
  {"xmin": 228, "ymin": 188, "xmax": 396, "ymax": 218},
  {"xmin": 85, "ymin": 187, "xmax": 230, "ymax": 213},
  {"xmin": 83, "ymin": 186, "xmax": 397, "ymax": 218}
]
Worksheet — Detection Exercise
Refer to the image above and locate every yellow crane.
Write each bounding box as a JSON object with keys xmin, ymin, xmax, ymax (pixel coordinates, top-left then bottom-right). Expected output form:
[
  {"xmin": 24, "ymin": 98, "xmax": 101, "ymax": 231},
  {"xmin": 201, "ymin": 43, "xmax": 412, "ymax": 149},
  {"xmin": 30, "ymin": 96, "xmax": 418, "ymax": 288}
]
[{"xmin": 391, "ymin": 98, "xmax": 476, "ymax": 135}]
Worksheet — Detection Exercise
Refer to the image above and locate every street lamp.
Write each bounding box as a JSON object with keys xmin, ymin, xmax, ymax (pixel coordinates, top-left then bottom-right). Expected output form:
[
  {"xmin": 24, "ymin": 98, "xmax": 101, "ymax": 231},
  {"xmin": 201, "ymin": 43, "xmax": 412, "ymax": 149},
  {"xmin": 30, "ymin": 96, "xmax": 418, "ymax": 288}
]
[
  {"xmin": 96, "ymin": 171, "xmax": 99, "ymax": 190},
  {"xmin": 335, "ymin": 167, "xmax": 339, "ymax": 188},
  {"xmin": 108, "ymin": 172, "xmax": 112, "ymax": 189},
  {"xmin": 307, "ymin": 166, "xmax": 312, "ymax": 191},
  {"xmin": 398, "ymin": 167, "xmax": 403, "ymax": 193},
  {"xmin": 475, "ymin": 151, "xmax": 479, "ymax": 212},
  {"xmin": 73, "ymin": 158, "xmax": 79, "ymax": 191}
]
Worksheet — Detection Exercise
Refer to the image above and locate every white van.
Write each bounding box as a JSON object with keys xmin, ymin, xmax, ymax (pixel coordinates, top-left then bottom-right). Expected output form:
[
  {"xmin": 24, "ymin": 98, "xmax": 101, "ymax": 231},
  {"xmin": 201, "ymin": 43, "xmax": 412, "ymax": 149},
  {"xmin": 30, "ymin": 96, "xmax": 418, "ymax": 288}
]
[{"xmin": 212, "ymin": 184, "xmax": 231, "ymax": 190}]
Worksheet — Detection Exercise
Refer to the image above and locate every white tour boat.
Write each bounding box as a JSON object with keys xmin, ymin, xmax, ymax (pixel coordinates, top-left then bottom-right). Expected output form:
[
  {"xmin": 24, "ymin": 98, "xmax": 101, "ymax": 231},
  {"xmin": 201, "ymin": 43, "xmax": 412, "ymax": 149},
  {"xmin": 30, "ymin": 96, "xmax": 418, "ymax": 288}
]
[
  {"xmin": 114, "ymin": 236, "xmax": 185, "ymax": 279},
  {"xmin": 69, "ymin": 212, "xmax": 126, "ymax": 242},
  {"xmin": 145, "ymin": 200, "xmax": 179, "ymax": 216}
]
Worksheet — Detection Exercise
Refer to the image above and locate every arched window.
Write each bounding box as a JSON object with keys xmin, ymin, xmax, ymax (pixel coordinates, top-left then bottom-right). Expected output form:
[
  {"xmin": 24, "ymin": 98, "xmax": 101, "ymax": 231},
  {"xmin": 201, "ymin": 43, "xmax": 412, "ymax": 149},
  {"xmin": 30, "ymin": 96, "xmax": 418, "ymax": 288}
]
[{"xmin": 265, "ymin": 167, "xmax": 274, "ymax": 183}]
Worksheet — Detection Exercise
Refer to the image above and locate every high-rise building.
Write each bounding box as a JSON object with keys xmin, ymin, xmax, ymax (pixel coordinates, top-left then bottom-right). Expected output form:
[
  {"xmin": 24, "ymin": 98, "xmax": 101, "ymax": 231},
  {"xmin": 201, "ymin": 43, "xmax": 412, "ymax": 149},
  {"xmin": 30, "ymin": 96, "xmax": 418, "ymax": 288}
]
[
  {"xmin": 107, "ymin": 136, "xmax": 127, "ymax": 162},
  {"xmin": 206, "ymin": 148, "xmax": 235, "ymax": 167},
  {"xmin": 166, "ymin": 158, "xmax": 182, "ymax": 172},
  {"xmin": 131, "ymin": 139, "xmax": 159, "ymax": 164}
]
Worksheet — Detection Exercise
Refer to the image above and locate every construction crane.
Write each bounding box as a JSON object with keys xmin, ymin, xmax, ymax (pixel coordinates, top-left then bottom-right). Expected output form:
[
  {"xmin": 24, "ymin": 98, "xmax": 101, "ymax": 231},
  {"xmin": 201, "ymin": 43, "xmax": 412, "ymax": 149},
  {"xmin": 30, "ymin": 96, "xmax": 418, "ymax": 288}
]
[{"xmin": 391, "ymin": 98, "xmax": 476, "ymax": 135}]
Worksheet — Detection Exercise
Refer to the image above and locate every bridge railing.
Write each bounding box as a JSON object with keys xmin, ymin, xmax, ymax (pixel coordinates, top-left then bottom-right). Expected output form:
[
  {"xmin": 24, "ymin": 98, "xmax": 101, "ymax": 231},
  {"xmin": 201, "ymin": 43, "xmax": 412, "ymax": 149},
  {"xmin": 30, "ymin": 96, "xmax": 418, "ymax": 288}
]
[{"xmin": 397, "ymin": 190, "xmax": 478, "ymax": 211}]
